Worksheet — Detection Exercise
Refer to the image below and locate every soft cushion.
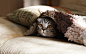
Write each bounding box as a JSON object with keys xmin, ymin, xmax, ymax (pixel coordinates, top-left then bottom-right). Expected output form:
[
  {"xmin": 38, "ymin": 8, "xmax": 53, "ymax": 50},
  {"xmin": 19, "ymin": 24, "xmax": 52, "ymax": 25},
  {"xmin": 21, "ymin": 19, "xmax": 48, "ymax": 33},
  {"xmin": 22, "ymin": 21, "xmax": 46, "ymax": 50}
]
[
  {"xmin": 6, "ymin": 5, "xmax": 57, "ymax": 27},
  {"xmin": 0, "ymin": 17, "xmax": 27, "ymax": 46},
  {"xmin": 0, "ymin": 36, "xmax": 86, "ymax": 54}
]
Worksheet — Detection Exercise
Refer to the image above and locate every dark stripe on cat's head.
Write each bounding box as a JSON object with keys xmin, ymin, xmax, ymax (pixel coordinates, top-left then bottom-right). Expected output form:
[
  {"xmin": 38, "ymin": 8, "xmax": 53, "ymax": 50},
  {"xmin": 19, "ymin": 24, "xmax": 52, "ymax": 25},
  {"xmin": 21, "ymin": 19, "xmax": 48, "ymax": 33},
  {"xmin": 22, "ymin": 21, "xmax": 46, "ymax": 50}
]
[{"xmin": 37, "ymin": 16, "xmax": 56, "ymax": 24}]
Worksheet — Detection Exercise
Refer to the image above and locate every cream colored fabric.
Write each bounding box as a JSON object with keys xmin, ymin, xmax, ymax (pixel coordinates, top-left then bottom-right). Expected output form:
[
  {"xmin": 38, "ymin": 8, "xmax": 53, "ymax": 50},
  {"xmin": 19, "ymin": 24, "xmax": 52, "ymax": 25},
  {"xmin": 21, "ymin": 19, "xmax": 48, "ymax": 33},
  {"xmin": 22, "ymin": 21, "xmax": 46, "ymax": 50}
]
[
  {"xmin": 0, "ymin": 36, "xmax": 86, "ymax": 54},
  {"xmin": 0, "ymin": 17, "xmax": 27, "ymax": 46}
]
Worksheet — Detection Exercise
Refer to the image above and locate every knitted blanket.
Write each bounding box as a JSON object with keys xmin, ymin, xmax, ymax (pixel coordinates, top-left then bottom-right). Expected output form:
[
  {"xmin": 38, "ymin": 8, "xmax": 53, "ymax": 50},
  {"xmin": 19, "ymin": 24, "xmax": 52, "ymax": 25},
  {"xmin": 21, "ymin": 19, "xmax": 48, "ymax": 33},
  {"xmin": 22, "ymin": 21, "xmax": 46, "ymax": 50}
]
[{"xmin": 40, "ymin": 10, "xmax": 86, "ymax": 46}]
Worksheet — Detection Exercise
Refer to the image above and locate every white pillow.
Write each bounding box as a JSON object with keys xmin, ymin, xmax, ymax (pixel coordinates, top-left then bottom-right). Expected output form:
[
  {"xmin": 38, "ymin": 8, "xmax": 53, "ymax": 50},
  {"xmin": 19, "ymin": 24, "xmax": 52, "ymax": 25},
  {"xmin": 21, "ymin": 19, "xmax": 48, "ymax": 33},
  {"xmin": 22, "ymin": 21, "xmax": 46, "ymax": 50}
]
[{"xmin": 6, "ymin": 5, "xmax": 57, "ymax": 27}]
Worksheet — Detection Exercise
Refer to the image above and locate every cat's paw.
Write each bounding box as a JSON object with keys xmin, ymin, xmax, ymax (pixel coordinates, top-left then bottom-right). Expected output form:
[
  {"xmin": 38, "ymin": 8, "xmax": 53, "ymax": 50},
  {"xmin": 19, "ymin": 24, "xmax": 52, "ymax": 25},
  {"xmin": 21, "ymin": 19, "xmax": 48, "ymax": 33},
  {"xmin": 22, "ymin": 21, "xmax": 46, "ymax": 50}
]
[
  {"xmin": 24, "ymin": 27, "xmax": 34, "ymax": 36},
  {"xmin": 23, "ymin": 32, "xmax": 29, "ymax": 36},
  {"xmin": 37, "ymin": 34, "xmax": 41, "ymax": 37},
  {"xmin": 24, "ymin": 22, "xmax": 37, "ymax": 36}
]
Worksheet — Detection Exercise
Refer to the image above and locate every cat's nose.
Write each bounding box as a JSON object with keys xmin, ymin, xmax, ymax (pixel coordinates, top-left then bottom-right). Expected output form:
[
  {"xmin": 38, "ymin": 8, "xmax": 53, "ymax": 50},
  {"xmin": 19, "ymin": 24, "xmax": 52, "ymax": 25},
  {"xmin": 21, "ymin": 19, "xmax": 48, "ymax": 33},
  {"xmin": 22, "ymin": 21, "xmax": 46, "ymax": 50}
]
[
  {"xmin": 42, "ymin": 27, "xmax": 46, "ymax": 31},
  {"xmin": 43, "ymin": 29, "xmax": 45, "ymax": 31}
]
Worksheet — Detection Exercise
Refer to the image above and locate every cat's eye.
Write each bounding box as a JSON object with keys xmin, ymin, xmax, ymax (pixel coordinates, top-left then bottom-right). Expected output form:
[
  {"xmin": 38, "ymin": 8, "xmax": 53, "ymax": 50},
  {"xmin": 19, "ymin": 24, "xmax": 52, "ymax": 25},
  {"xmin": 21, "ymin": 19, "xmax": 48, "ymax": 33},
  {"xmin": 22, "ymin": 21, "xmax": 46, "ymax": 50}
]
[
  {"xmin": 47, "ymin": 25, "xmax": 52, "ymax": 28},
  {"xmin": 39, "ymin": 24, "xmax": 42, "ymax": 27}
]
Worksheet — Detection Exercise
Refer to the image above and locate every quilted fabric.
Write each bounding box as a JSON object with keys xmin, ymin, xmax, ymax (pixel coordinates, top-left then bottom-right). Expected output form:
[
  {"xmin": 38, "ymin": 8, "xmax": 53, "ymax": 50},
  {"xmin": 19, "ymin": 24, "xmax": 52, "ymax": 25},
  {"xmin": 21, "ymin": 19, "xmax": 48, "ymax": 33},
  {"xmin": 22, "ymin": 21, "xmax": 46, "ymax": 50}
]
[{"xmin": 0, "ymin": 37, "xmax": 86, "ymax": 54}]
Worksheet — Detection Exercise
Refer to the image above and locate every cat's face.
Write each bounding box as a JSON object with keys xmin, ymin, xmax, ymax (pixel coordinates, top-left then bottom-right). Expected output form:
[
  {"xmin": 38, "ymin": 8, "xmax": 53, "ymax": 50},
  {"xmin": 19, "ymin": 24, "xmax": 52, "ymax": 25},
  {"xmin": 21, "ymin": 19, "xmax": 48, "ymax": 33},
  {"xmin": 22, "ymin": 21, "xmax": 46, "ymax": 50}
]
[{"xmin": 37, "ymin": 17, "xmax": 56, "ymax": 37}]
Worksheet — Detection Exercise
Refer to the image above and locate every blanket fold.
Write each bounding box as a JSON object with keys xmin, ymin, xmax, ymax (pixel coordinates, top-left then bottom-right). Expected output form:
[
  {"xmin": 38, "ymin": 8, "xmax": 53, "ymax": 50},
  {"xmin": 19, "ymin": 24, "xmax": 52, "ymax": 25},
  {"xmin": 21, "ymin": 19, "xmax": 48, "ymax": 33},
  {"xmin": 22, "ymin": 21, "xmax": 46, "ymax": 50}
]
[{"xmin": 40, "ymin": 10, "xmax": 86, "ymax": 46}]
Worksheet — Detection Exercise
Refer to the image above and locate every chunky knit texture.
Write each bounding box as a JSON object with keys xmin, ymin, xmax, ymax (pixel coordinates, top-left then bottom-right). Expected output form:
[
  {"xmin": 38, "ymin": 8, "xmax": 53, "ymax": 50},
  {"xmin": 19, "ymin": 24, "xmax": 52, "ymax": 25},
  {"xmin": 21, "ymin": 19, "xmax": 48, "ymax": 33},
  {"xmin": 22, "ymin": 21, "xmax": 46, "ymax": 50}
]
[
  {"xmin": 65, "ymin": 15, "xmax": 86, "ymax": 45},
  {"xmin": 40, "ymin": 10, "xmax": 86, "ymax": 45}
]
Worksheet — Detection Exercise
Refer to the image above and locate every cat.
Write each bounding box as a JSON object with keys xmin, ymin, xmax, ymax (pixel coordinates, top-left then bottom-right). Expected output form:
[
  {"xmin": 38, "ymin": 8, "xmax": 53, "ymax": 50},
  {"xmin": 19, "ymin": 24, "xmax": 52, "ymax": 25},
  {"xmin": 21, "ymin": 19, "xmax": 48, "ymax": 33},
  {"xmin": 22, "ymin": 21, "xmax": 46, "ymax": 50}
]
[
  {"xmin": 37, "ymin": 17, "xmax": 57, "ymax": 37},
  {"xmin": 24, "ymin": 17, "xmax": 57, "ymax": 37}
]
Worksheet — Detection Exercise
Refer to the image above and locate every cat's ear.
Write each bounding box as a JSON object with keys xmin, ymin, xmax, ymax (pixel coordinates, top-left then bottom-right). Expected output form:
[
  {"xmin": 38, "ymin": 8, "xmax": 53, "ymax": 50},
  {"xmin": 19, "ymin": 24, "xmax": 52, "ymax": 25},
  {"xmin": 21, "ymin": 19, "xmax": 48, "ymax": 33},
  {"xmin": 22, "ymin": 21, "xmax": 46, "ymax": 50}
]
[{"xmin": 37, "ymin": 18, "xmax": 42, "ymax": 22}]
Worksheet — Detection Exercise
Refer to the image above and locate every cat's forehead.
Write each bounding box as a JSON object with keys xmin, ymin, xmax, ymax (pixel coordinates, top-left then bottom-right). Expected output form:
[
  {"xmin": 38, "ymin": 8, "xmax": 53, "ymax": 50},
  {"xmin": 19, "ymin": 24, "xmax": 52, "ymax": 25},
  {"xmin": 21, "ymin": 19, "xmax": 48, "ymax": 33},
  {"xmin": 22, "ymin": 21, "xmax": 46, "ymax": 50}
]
[
  {"xmin": 38, "ymin": 18, "xmax": 51, "ymax": 24},
  {"xmin": 37, "ymin": 18, "xmax": 51, "ymax": 22},
  {"xmin": 37, "ymin": 18, "xmax": 47, "ymax": 21}
]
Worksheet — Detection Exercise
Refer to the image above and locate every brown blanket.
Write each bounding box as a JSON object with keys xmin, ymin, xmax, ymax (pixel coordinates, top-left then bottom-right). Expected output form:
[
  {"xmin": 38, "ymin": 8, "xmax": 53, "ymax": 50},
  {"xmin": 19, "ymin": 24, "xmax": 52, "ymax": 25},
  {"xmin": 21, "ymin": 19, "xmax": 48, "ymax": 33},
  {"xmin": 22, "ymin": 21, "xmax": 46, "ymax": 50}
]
[{"xmin": 39, "ymin": 10, "xmax": 86, "ymax": 46}]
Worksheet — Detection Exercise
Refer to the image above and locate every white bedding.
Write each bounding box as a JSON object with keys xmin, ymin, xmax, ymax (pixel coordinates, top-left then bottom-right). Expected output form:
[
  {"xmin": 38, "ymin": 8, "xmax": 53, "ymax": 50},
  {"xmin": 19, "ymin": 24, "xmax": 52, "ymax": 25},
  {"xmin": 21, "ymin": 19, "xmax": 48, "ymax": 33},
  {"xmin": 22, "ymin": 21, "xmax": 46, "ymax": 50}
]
[
  {"xmin": 0, "ymin": 36, "xmax": 86, "ymax": 54},
  {"xmin": 0, "ymin": 17, "xmax": 86, "ymax": 54}
]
